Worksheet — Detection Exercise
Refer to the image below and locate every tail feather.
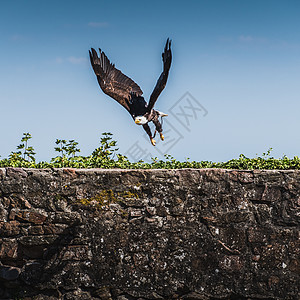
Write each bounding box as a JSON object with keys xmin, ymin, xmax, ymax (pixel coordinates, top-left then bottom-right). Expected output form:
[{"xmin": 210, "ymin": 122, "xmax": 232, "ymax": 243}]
[{"xmin": 157, "ymin": 110, "xmax": 168, "ymax": 117}]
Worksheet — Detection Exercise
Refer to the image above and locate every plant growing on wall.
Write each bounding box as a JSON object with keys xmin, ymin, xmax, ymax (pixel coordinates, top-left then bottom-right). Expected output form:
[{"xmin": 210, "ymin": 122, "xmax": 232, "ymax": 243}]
[
  {"xmin": 1, "ymin": 132, "xmax": 300, "ymax": 170},
  {"xmin": 18, "ymin": 132, "xmax": 36, "ymax": 162},
  {"xmin": 5, "ymin": 133, "xmax": 36, "ymax": 167}
]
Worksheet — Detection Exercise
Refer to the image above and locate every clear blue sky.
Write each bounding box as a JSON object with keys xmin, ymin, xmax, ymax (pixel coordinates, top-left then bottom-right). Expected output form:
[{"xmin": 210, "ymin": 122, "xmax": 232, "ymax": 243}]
[{"xmin": 1, "ymin": 0, "xmax": 300, "ymax": 162}]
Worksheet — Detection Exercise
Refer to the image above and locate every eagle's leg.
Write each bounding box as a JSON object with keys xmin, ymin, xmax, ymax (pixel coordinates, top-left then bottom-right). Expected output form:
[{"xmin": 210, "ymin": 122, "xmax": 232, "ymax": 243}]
[
  {"xmin": 152, "ymin": 116, "xmax": 164, "ymax": 141},
  {"xmin": 143, "ymin": 124, "xmax": 156, "ymax": 146}
]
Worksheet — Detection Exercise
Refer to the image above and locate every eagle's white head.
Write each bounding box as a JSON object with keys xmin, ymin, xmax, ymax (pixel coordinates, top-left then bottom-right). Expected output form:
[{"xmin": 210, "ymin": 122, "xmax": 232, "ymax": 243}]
[{"xmin": 134, "ymin": 116, "xmax": 148, "ymax": 125}]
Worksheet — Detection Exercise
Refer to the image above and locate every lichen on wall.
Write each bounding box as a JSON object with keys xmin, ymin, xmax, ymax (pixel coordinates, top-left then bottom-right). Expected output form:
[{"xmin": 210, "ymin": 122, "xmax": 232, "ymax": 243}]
[{"xmin": 0, "ymin": 167, "xmax": 299, "ymax": 300}]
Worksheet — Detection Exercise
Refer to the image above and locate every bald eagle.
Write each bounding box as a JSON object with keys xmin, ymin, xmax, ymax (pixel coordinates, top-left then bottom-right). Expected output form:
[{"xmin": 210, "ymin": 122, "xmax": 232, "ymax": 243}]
[{"xmin": 89, "ymin": 38, "xmax": 172, "ymax": 146}]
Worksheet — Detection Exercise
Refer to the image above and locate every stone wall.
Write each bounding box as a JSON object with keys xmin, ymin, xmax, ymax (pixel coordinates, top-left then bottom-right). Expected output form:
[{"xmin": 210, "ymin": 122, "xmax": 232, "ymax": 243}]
[{"xmin": 0, "ymin": 167, "xmax": 299, "ymax": 300}]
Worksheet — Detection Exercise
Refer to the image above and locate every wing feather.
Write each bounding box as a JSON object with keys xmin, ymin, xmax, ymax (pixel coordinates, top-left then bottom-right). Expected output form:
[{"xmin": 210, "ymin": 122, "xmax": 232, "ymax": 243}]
[
  {"xmin": 147, "ymin": 38, "xmax": 172, "ymax": 112},
  {"xmin": 89, "ymin": 48, "xmax": 143, "ymax": 112}
]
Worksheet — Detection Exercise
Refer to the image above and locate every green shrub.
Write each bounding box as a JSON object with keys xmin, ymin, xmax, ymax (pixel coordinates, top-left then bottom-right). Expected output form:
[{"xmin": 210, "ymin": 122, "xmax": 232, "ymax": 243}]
[{"xmin": 1, "ymin": 133, "xmax": 299, "ymax": 170}]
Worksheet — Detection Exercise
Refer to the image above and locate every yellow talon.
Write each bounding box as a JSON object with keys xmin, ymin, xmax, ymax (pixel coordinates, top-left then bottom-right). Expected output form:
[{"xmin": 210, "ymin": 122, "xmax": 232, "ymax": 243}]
[
  {"xmin": 160, "ymin": 133, "xmax": 164, "ymax": 141},
  {"xmin": 151, "ymin": 138, "xmax": 156, "ymax": 146}
]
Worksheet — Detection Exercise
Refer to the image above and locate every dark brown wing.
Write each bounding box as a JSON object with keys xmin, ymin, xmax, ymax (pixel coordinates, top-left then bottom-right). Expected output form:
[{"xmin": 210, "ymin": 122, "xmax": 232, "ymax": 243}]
[
  {"xmin": 147, "ymin": 38, "xmax": 172, "ymax": 112},
  {"xmin": 89, "ymin": 48, "xmax": 143, "ymax": 112}
]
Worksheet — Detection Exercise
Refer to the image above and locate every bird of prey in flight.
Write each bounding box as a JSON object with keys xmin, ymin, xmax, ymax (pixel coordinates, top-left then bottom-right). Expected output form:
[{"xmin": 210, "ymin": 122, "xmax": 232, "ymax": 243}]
[{"xmin": 89, "ymin": 38, "xmax": 172, "ymax": 146}]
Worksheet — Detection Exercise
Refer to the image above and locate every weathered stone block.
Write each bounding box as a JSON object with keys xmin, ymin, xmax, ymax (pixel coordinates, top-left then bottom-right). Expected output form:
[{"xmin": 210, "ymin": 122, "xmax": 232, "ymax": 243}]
[
  {"xmin": 15, "ymin": 210, "xmax": 47, "ymax": 224},
  {"xmin": 0, "ymin": 220, "xmax": 20, "ymax": 237},
  {"xmin": 0, "ymin": 239, "xmax": 18, "ymax": 260},
  {"xmin": 60, "ymin": 245, "xmax": 92, "ymax": 261},
  {"xmin": 18, "ymin": 235, "xmax": 58, "ymax": 246},
  {"xmin": 27, "ymin": 225, "xmax": 44, "ymax": 235},
  {"xmin": 21, "ymin": 244, "xmax": 46, "ymax": 259},
  {"xmin": 0, "ymin": 265, "xmax": 21, "ymax": 281}
]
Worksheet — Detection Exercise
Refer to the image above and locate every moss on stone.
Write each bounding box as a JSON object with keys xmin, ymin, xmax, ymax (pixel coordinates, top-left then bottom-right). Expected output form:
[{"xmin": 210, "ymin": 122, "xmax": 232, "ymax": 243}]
[{"xmin": 78, "ymin": 189, "xmax": 139, "ymax": 207}]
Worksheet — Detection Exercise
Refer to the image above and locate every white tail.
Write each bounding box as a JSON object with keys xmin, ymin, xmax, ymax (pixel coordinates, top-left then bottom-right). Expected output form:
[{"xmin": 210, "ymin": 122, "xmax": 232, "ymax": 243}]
[{"xmin": 157, "ymin": 110, "xmax": 168, "ymax": 117}]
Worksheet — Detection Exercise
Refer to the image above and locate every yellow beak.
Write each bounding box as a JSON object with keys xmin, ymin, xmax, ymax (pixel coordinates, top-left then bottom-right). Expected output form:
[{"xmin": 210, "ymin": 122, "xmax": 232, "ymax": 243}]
[{"xmin": 135, "ymin": 119, "xmax": 140, "ymax": 124}]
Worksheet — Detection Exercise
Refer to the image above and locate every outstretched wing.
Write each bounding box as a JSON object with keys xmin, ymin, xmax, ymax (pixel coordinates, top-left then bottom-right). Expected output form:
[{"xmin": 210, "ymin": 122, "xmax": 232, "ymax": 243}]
[
  {"xmin": 89, "ymin": 48, "xmax": 143, "ymax": 112},
  {"xmin": 147, "ymin": 38, "xmax": 172, "ymax": 112}
]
